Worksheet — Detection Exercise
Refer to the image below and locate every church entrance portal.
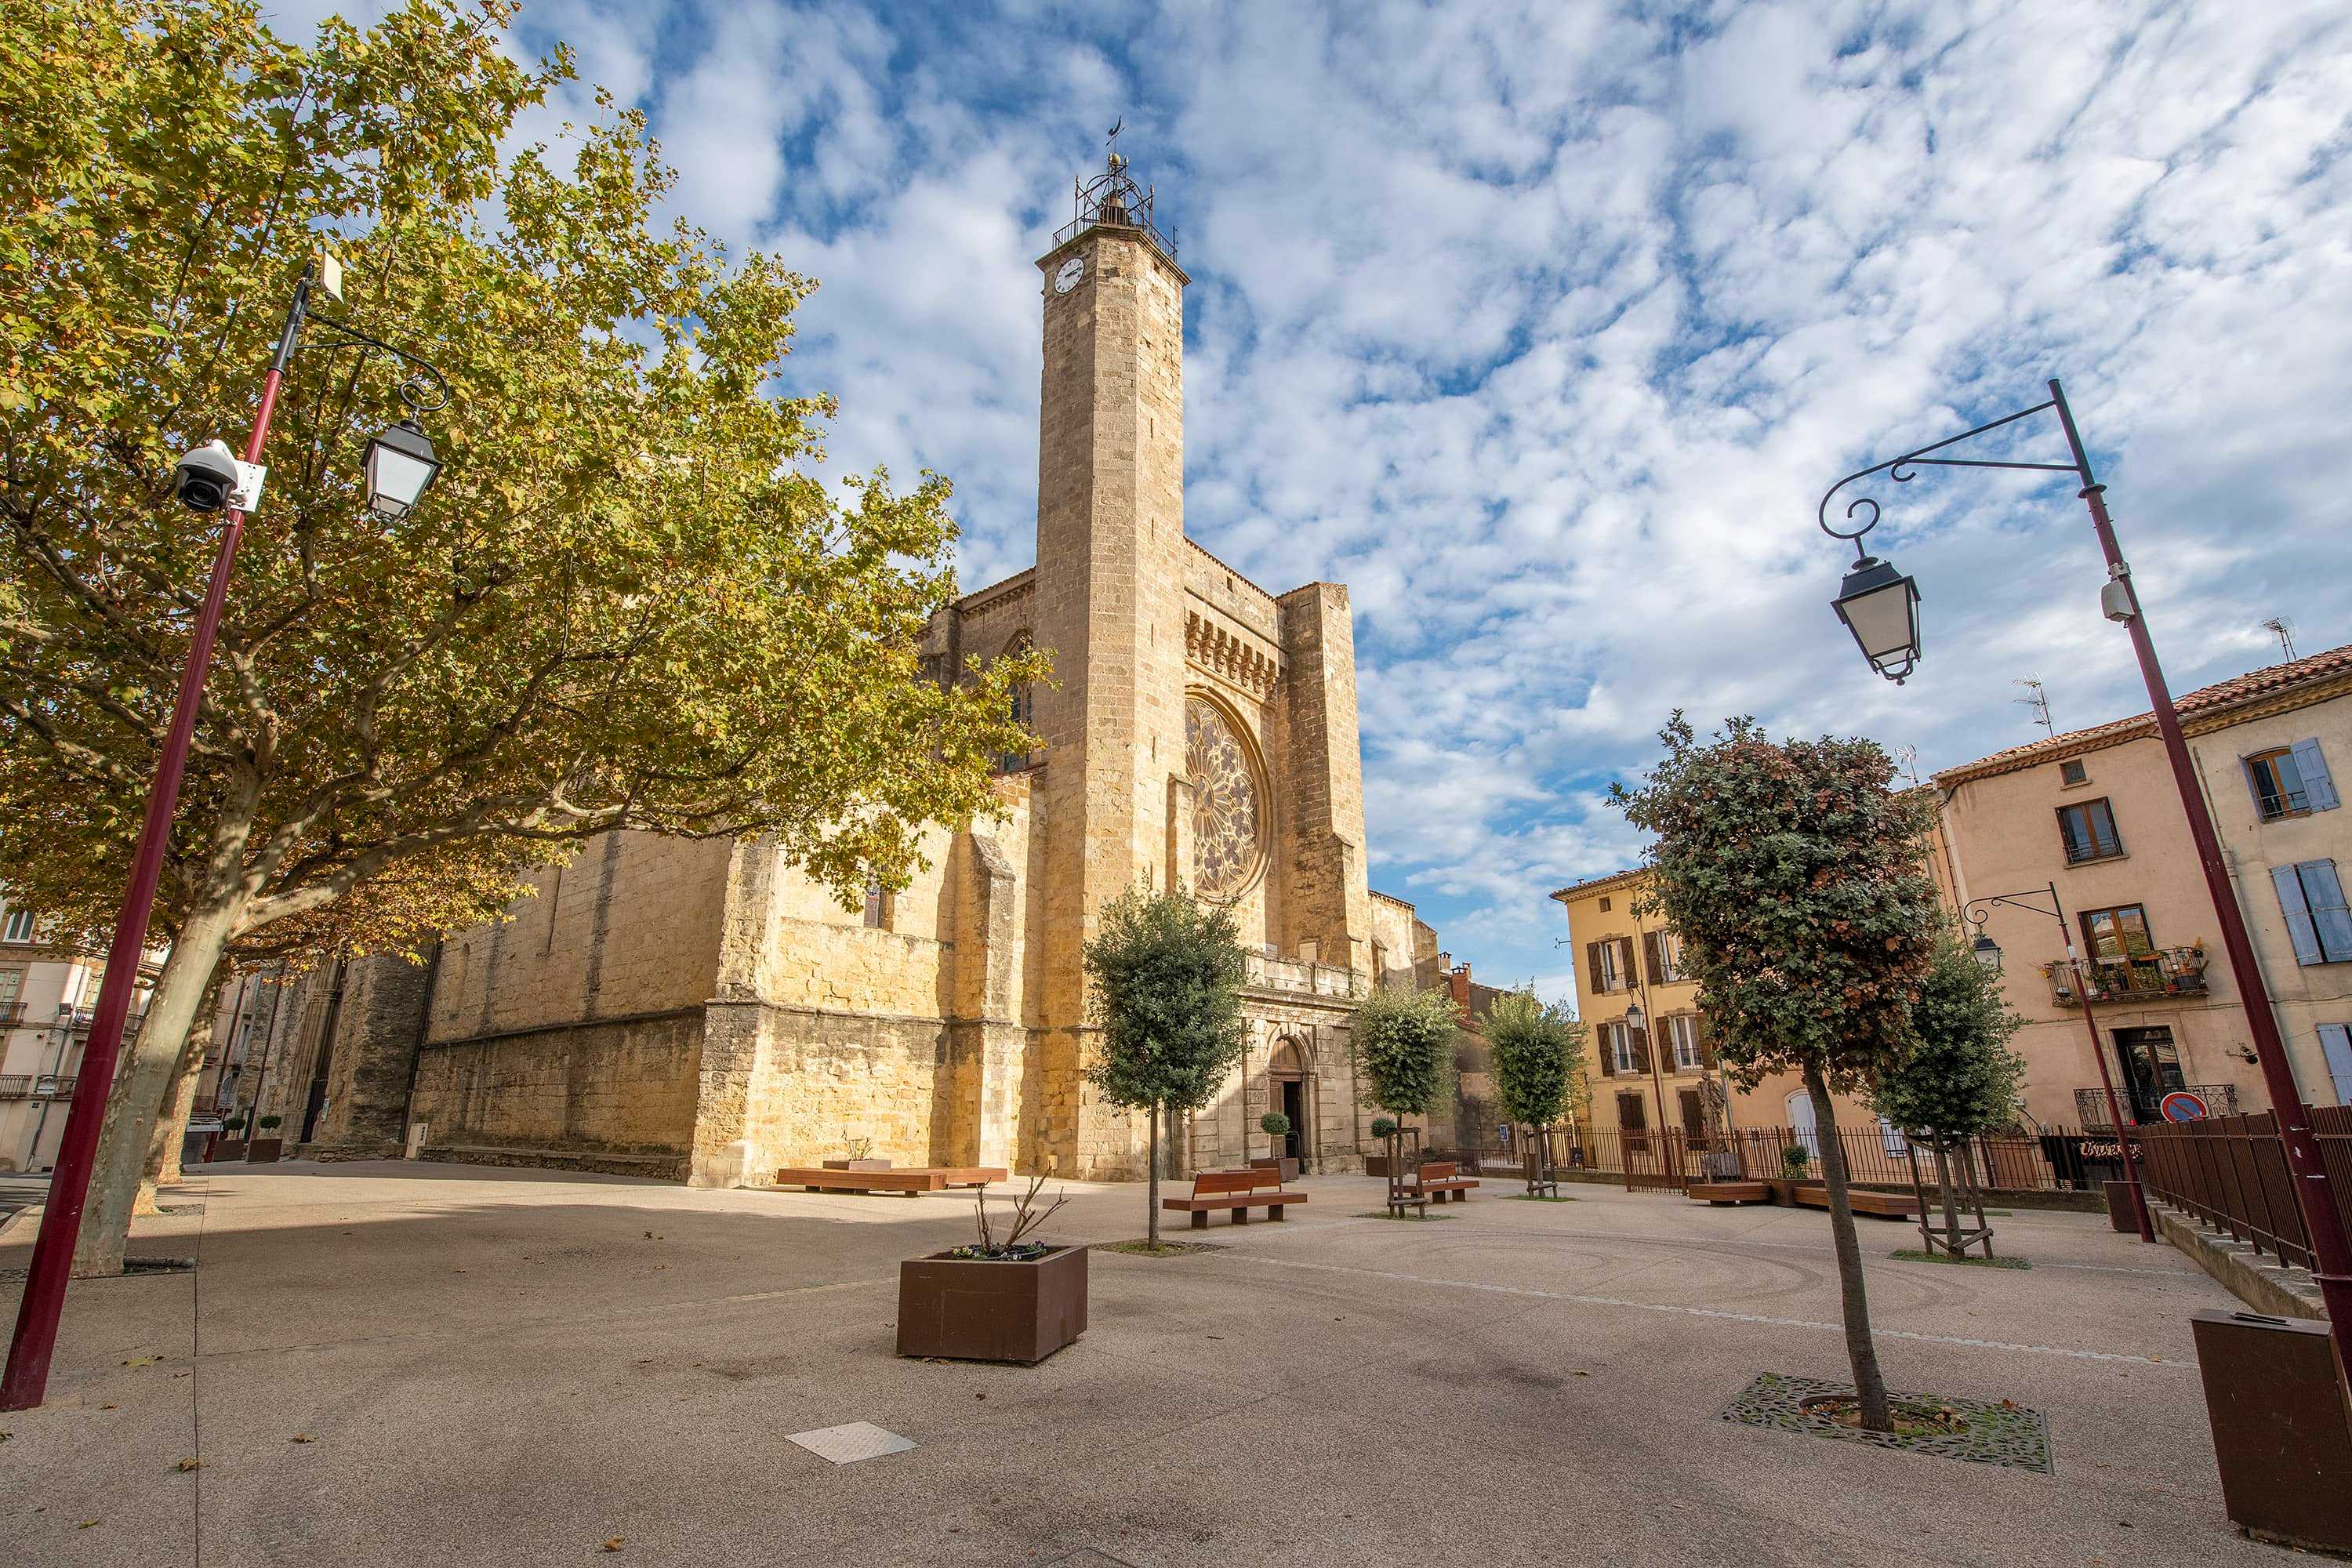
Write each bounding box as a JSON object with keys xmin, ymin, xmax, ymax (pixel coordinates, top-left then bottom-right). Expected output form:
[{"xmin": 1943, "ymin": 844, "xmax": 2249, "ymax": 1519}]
[{"xmin": 1269, "ymin": 1037, "xmax": 1312, "ymax": 1174}]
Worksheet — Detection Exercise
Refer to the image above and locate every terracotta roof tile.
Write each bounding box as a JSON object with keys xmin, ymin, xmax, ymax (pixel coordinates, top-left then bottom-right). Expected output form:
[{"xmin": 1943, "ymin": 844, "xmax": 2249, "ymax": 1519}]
[{"xmin": 1933, "ymin": 641, "xmax": 2352, "ymax": 786}]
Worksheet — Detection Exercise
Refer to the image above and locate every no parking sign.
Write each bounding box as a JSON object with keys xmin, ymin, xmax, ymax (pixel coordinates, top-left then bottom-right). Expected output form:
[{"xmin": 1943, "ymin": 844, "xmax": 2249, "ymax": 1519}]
[{"xmin": 2160, "ymin": 1090, "xmax": 2210, "ymax": 1123}]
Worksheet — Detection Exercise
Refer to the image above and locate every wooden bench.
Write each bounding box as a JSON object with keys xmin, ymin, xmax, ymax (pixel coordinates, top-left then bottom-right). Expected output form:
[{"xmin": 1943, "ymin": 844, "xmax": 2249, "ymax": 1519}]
[
  {"xmin": 1161, "ymin": 1167, "xmax": 1308, "ymax": 1228},
  {"xmin": 775, "ymin": 1165, "xmax": 1006, "ymax": 1196},
  {"xmin": 1790, "ymin": 1185, "xmax": 1921, "ymax": 1220},
  {"xmin": 1412, "ymin": 1161, "xmax": 1479, "ymax": 1203},
  {"xmin": 1688, "ymin": 1180, "xmax": 1770, "ymax": 1206}
]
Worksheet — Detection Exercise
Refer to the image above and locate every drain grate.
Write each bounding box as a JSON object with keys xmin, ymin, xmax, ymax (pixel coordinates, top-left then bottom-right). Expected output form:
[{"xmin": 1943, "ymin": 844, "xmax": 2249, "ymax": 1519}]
[
  {"xmin": 1719, "ymin": 1371, "xmax": 2051, "ymax": 1472},
  {"xmin": 783, "ymin": 1421, "xmax": 916, "ymax": 1465}
]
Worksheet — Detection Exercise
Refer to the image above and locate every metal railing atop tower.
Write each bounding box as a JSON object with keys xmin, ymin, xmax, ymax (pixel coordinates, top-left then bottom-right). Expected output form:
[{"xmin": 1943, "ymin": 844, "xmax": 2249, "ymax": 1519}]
[{"xmin": 1053, "ymin": 122, "xmax": 1174, "ymax": 255}]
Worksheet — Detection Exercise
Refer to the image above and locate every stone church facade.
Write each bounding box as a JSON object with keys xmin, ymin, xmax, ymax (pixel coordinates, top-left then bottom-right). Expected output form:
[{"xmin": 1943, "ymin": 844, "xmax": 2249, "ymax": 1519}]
[{"xmin": 281, "ymin": 150, "xmax": 1445, "ymax": 1184}]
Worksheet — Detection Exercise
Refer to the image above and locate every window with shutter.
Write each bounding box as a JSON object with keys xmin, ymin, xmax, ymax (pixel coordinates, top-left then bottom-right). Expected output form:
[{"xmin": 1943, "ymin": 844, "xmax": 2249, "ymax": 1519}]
[
  {"xmin": 2292, "ymin": 860, "xmax": 2352, "ymax": 963},
  {"xmin": 2320, "ymin": 1023, "xmax": 2352, "ymax": 1104},
  {"xmin": 2275, "ymin": 864, "xmax": 2325, "ymax": 965},
  {"xmin": 2246, "ymin": 747, "xmax": 2312, "ymax": 821},
  {"xmin": 1587, "ymin": 941, "xmax": 1606, "ymax": 996},
  {"xmin": 1696, "ymin": 1014, "xmax": 1716, "ymax": 1068},
  {"xmin": 1642, "ymin": 931, "xmax": 1664, "ymax": 988},
  {"xmin": 2056, "ymin": 798, "xmax": 2123, "ymax": 863},
  {"xmin": 1629, "ymin": 1025, "xmax": 1652, "ymax": 1074},
  {"xmin": 1617, "ymin": 1091, "xmax": 1646, "ymax": 1131}
]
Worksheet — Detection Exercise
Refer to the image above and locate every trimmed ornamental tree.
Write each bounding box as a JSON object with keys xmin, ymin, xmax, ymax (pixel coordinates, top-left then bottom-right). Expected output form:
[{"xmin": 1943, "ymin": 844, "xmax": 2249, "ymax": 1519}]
[
  {"xmin": 1353, "ymin": 983, "xmax": 1458, "ymax": 1160},
  {"xmin": 1616, "ymin": 715, "xmax": 1941, "ymax": 1433},
  {"xmin": 1083, "ymin": 886, "xmax": 1250, "ymax": 1246},
  {"xmin": 1872, "ymin": 935, "xmax": 2027, "ymax": 1254},
  {"xmin": 0, "ymin": 0, "xmax": 1044, "ymax": 1276},
  {"xmin": 1485, "ymin": 990, "xmax": 1586, "ymax": 1192}
]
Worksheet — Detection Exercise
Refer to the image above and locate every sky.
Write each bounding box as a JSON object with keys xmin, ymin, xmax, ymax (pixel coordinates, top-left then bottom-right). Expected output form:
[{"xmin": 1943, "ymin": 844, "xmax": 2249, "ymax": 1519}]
[{"xmin": 267, "ymin": 0, "xmax": 2352, "ymax": 1014}]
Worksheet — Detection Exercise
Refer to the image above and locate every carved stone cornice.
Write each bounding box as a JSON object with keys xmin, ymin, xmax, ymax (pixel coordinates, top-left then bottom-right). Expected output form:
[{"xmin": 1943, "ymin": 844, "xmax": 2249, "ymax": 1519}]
[{"xmin": 1185, "ymin": 609, "xmax": 1279, "ymax": 699}]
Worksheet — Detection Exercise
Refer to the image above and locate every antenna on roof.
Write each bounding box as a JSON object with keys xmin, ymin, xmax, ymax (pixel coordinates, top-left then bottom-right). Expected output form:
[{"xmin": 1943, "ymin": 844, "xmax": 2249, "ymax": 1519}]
[
  {"xmin": 1893, "ymin": 744, "xmax": 1922, "ymax": 787},
  {"xmin": 2013, "ymin": 677, "xmax": 2054, "ymax": 739},
  {"xmin": 2261, "ymin": 616, "xmax": 2297, "ymax": 664}
]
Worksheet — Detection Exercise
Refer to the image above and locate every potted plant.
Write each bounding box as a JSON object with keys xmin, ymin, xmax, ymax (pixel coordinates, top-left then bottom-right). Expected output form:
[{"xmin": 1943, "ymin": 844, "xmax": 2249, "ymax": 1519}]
[
  {"xmin": 1366, "ymin": 1116, "xmax": 1398, "ymax": 1178},
  {"xmin": 1773, "ymin": 1141, "xmax": 1814, "ymax": 1203},
  {"xmin": 897, "ymin": 1175, "xmax": 1085, "ymax": 1365},
  {"xmin": 213, "ymin": 1113, "xmax": 249, "ymax": 1163},
  {"xmin": 822, "ymin": 1134, "xmax": 891, "ymax": 1173},
  {"xmin": 247, "ymin": 1114, "xmax": 285, "ymax": 1163},
  {"xmin": 1251, "ymin": 1112, "xmax": 1300, "ymax": 1181}
]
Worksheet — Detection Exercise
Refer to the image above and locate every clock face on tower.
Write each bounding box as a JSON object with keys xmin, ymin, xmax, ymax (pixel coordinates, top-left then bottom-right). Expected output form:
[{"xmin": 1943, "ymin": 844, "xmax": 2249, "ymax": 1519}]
[
  {"xmin": 1052, "ymin": 256, "xmax": 1084, "ymax": 294},
  {"xmin": 1186, "ymin": 698, "xmax": 1264, "ymax": 902}
]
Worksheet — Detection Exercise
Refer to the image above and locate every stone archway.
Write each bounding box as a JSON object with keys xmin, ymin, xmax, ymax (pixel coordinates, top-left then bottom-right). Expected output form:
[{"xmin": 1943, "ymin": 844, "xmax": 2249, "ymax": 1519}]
[{"xmin": 1268, "ymin": 1035, "xmax": 1313, "ymax": 1173}]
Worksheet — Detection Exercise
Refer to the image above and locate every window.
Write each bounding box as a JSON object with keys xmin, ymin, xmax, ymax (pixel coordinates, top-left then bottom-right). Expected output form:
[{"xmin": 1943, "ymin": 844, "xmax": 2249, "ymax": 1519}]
[
  {"xmin": 2080, "ymin": 903, "xmax": 2161, "ymax": 989},
  {"xmin": 862, "ymin": 884, "xmax": 889, "ymax": 931},
  {"xmin": 2060, "ymin": 759, "xmax": 2089, "ymax": 786},
  {"xmin": 1596, "ymin": 1021, "xmax": 1645, "ymax": 1076},
  {"xmin": 1587, "ymin": 936, "xmax": 1632, "ymax": 994},
  {"xmin": 1644, "ymin": 931, "xmax": 1685, "ymax": 985},
  {"xmin": 2, "ymin": 909, "xmax": 35, "ymax": 944},
  {"xmin": 2056, "ymin": 798, "xmax": 2124, "ymax": 864},
  {"xmin": 2246, "ymin": 741, "xmax": 2340, "ymax": 822},
  {"xmin": 2274, "ymin": 860, "xmax": 2352, "ymax": 965},
  {"xmin": 1667, "ymin": 1014, "xmax": 1704, "ymax": 1071},
  {"xmin": 0, "ymin": 967, "xmax": 20, "ymax": 1022},
  {"xmin": 1598, "ymin": 896, "xmax": 1612, "ymax": 913},
  {"xmin": 1616, "ymin": 1090, "xmax": 1646, "ymax": 1131}
]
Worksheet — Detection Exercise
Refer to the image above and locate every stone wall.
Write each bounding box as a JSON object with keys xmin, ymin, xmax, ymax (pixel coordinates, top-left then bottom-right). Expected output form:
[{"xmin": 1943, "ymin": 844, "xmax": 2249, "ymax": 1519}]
[{"xmin": 408, "ymin": 1007, "xmax": 704, "ymax": 1174}]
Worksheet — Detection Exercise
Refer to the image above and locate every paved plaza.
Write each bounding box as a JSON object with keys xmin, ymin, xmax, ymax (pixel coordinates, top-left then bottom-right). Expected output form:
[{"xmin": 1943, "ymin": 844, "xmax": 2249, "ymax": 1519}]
[{"xmin": 0, "ymin": 1162, "xmax": 2274, "ymax": 1566}]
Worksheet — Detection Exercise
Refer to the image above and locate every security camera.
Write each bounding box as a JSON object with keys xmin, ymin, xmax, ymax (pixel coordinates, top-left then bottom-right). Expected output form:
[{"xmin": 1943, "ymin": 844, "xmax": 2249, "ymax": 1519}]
[{"xmin": 174, "ymin": 441, "xmax": 242, "ymax": 513}]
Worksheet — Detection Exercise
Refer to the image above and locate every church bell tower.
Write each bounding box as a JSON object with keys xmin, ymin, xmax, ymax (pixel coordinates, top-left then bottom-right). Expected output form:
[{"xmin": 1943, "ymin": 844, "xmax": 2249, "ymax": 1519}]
[{"xmin": 1030, "ymin": 136, "xmax": 1192, "ymax": 1176}]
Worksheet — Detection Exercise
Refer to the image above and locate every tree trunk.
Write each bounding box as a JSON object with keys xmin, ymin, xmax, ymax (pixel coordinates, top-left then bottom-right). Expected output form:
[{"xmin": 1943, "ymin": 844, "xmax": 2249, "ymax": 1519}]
[
  {"xmin": 1145, "ymin": 1109, "xmax": 1162, "ymax": 1247},
  {"xmin": 1806, "ymin": 1062, "xmax": 1893, "ymax": 1432},
  {"xmin": 133, "ymin": 990, "xmax": 219, "ymax": 1214},
  {"xmin": 74, "ymin": 896, "xmax": 241, "ymax": 1278},
  {"xmin": 1933, "ymin": 1140, "xmax": 1964, "ymax": 1254}
]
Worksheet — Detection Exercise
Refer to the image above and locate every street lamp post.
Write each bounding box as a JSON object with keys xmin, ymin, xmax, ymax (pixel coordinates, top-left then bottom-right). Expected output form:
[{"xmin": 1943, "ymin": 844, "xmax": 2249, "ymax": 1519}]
[
  {"xmin": 1817, "ymin": 377, "xmax": 2352, "ymax": 1366},
  {"xmin": 0, "ymin": 260, "xmax": 448, "ymax": 1413},
  {"xmin": 1964, "ymin": 883, "xmax": 2154, "ymax": 1242}
]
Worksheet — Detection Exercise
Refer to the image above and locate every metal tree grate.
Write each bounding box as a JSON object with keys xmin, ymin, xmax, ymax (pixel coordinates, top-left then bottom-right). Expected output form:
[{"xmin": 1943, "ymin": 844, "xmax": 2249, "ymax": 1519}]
[{"xmin": 1719, "ymin": 1372, "xmax": 2052, "ymax": 1472}]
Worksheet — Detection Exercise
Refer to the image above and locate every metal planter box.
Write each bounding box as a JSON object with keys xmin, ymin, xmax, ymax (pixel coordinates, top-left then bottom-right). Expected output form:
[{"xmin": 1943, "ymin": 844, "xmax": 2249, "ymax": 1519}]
[
  {"xmin": 2191, "ymin": 1308, "xmax": 2352, "ymax": 1553},
  {"xmin": 245, "ymin": 1138, "xmax": 285, "ymax": 1163},
  {"xmin": 896, "ymin": 1244, "xmax": 1087, "ymax": 1365}
]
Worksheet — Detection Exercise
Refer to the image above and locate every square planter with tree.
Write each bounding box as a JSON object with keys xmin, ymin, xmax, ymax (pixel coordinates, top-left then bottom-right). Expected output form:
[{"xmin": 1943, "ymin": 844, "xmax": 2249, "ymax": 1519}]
[
  {"xmin": 246, "ymin": 1114, "xmax": 285, "ymax": 1163},
  {"xmin": 898, "ymin": 1178, "xmax": 1083, "ymax": 1364}
]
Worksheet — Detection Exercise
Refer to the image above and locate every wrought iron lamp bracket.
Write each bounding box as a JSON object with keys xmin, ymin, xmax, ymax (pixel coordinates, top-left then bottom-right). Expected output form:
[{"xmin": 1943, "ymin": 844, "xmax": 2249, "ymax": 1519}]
[
  {"xmin": 1817, "ymin": 398, "xmax": 2082, "ymax": 561},
  {"xmin": 1962, "ymin": 883, "xmax": 2067, "ymax": 934},
  {"xmin": 298, "ymin": 312, "xmax": 452, "ymax": 416}
]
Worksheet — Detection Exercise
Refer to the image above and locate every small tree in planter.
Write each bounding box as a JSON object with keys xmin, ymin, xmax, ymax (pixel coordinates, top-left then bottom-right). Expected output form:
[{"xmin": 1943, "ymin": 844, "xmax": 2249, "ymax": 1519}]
[
  {"xmin": 1617, "ymin": 714, "xmax": 1940, "ymax": 1434},
  {"xmin": 1486, "ymin": 990, "xmax": 1585, "ymax": 1193},
  {"xmin": 1872, "ymin": 935, "xmax": 2026, "ymax": 1256},
  {"xmin": 249, "ymin": 1113, "xmax": 286, "ymax": 1163},
  {"xmin": 1355, "ymin": 983, "xmax": 1457, "ymax": 1175},
  {"xmin": 1083, "ymin": 885, "xmax": 1249, "ymax": 1247},
  {"xmin": 1780, "ymin": 1142, "xmax": 1814, "ymax": 1181},
  {"xmin": 898, "ymin": 1176, "xmax": 1083, "ymax": 1363},
  {"xmin": 1257, "ymin": 1112, "xmax": 1296, "ymax": 1179}
]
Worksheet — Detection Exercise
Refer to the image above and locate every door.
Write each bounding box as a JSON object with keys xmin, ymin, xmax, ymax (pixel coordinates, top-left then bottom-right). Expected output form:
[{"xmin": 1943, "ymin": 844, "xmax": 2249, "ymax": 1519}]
[
  {"xmin": 1784, "ymin": 1088, "xmax": 1819, "ymax": 1161},
  {"xmin": 1678, "ymin": 1088, "xmax": 1708, "ymax": 1149},
  {"xmin": 1280, "ymin": 1079, "xmax": 1305, "ymax": 1167},
  {"xmin": 2112, "ymin": 1025, "xmax": 2185, "ymax": 1122}
]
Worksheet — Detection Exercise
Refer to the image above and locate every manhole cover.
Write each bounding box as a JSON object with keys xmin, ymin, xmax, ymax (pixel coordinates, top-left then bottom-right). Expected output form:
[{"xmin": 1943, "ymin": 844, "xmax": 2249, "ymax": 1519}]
[{"xmin": 783, "ymin": 1421, "xmax": 916, "ymax": 1465}]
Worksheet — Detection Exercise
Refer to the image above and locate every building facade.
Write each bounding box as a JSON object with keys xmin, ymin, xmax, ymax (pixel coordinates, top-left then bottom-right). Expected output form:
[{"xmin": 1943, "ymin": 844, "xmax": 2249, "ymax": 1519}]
[
  {"xmin": 1549, "ymin": 870, "xmax": 1879, "ymax": 1152},
  {"xmin": 263, "ymin": 149, "xmax": 1450, "ymax": 1185},
  {"xmin": 1934, "ymin": 643, "xmax": 2352, "ymax": 1126},
  {"xmin": 0, "ymin": 898, "xmax": 160, "ymax": 1172}
]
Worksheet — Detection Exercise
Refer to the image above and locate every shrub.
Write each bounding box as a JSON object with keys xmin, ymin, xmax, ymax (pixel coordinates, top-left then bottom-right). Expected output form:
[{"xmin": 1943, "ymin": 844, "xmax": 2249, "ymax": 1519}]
[
  {"xmin": 1260, "ymin": 1112, "xmax": 1290, "ymax": 1138},
  {"xmin": 1370, "ymin": 1116, "xmax": 1398, "ymax": 1139},
  {"xmin": 258, "ymin": 1115, "xmax": 282, "ymax": 1131}
]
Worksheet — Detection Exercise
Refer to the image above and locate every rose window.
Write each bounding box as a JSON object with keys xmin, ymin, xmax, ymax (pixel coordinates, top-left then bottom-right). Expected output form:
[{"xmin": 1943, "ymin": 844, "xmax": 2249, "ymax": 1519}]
[{"xmin": 1186, "ymin": 698, "xmax": 1263, "ymax": 900}]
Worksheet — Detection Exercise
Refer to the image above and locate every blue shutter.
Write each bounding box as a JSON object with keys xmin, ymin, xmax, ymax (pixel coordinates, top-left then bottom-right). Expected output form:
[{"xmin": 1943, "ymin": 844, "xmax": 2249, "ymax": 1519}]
[
  {"xmin": 2292, "ymin": 739, "xmax": 2339, "ymax": 812},
  {"xmin": 2275, "ymin": 863, "xmax": 2323, "ymax": 964},
  {"xmin": 2304, "ymin": 860, "xmax": 2352, "ymax": 962},
  {"xmin": 2321, "ymin": 1025, "xmax": 2352, "ymax": 1105}
]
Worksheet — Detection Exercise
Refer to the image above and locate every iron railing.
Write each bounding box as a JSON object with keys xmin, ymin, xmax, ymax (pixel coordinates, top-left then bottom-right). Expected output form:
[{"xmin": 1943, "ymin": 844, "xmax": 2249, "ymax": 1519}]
[
  {"xmin": 0, "ymin": 1074, "xmax": 31, "ymax": 1098},
  {"xmin": 2044, "ymin": 950, "xmax": 2210, "ymax": 1006},
  {"xmin": 1477, "ymin": 1124, "xmax": 2100, "ymax": 1193},
  {"xmin": 2136, "ymin": 1107, "xmax": 2352, "ymax": 1275},
  {"xmin": 2074, "ymin": 1083, "xmax": 2239, "ymax": 1131}
]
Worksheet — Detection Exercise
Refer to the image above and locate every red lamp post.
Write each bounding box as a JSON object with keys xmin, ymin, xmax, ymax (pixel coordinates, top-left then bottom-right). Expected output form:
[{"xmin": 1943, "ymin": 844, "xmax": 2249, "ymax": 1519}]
[
  {"xmin": 0, "ymin": 263, "xmax": 445, "ymax": 1411},
  {"xmin": 1819, "ymin": 378, "xmax": 2352, "ymax": 1373}
]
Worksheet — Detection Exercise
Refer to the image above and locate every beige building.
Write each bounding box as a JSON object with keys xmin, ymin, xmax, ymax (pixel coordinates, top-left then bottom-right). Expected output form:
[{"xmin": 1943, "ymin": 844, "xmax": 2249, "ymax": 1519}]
[
  {"xmin": 245, "ymin": 148, "xmax": 1450, "ymax": 1185},
  {"xmin": 1935, "ymin": 642, "xmax": 2352, "ymax": 1126},
  {"xmin": 1549, "ymin": 869, "xmax": 1879, "ymax": 1151},
  {"xmin": 0, "ymin": 898, "xmax": 160, "ymax": 1172}
]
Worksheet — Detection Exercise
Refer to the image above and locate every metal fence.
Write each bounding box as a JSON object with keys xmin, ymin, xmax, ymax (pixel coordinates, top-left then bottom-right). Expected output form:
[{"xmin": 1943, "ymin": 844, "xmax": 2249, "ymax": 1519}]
[
  {"xmin": 1475, "ymin": 1123, "xmax": 2104, "ymax": 1194},
  {"xmin": 2135, "ymin": 1106, "xmax": 2352, "ymax": 1275}
]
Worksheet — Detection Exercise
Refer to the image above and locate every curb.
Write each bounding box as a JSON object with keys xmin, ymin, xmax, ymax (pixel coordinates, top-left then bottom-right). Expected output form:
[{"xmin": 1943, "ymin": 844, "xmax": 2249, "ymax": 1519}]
[{"xmin": 2151, "ymin": 1201, "xmax": 2328, "ymax": 1320}]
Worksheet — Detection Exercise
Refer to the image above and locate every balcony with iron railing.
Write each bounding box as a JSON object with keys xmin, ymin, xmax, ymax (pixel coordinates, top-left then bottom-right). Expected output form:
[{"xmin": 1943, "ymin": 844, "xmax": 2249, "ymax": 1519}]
[
  {"xmin": 2044, "ymin": 946, "xmax": 2210, "ymax": 1007},
  {"xmin": 0, "ymin": 1074, "xmax": 31, "ymax": 1098},
  {"xmin": 2076, "ymin": 1083, "xmax": 2239, "ymax": 1130}
]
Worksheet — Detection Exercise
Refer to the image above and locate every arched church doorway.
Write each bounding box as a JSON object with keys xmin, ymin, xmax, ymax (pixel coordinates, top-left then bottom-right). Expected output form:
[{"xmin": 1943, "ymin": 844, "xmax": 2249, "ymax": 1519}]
[{"xmin": 1269, "ymin": 1036, "xmax": 1312, "ymax": 1174}]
